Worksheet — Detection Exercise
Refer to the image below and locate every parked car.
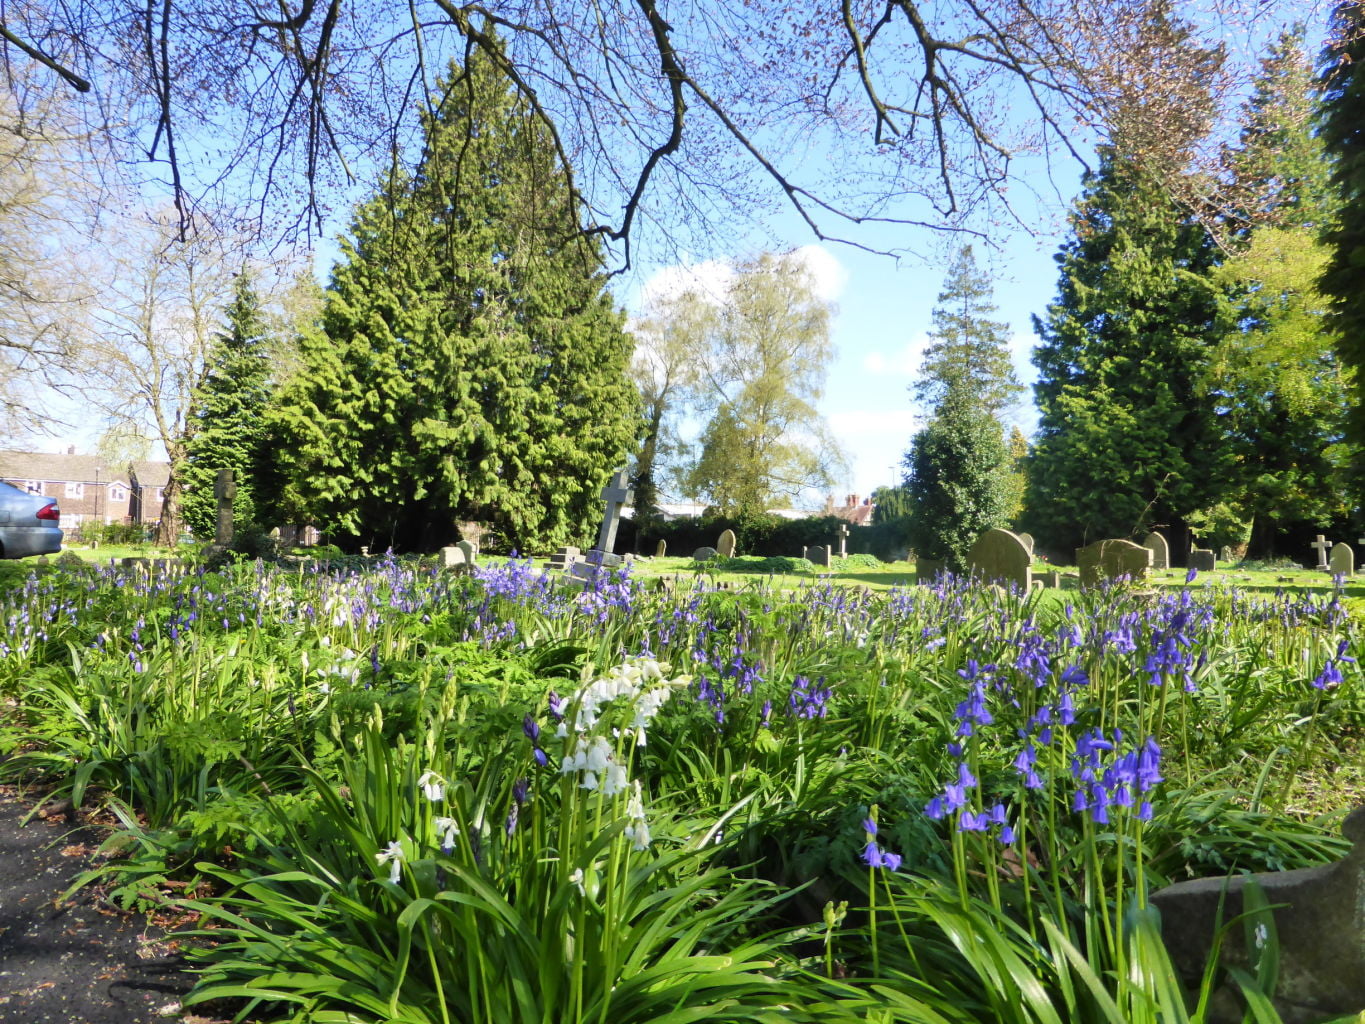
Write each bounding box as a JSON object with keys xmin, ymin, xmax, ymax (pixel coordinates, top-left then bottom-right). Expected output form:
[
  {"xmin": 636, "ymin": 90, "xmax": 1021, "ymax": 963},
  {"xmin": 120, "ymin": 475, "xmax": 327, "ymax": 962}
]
[{"xmin": 0, "ymin": 481, "xmax": 63, "ymax": 558}]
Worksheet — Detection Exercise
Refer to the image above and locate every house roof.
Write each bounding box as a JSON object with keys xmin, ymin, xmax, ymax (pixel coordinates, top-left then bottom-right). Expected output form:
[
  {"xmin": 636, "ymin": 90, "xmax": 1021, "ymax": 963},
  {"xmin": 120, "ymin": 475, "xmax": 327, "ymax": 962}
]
[{"xmin": 0, "ymin": 450, "xmax": 169, "ymax": 488}]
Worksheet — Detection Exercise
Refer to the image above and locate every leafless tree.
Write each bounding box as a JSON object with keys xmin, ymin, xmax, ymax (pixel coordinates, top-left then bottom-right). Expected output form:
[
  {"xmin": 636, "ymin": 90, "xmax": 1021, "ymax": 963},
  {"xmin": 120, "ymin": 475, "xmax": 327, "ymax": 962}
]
[
  {"xmin": 0, "ymin": 0, "xmax": 1299, "ymax": 267},
  {"xmin": 79, "ymin": 214, "xmax": 236, "ymax": 543}
]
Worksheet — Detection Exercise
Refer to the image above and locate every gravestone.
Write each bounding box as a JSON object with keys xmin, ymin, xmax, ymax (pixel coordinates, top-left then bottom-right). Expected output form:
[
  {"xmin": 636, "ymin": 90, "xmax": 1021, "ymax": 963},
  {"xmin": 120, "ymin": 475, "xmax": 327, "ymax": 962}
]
[
  {"xmin": 457, "ymin": 540, "xmax": 476, "ymax": 565},
  {"xmin": 595, "ymin": 467, "xmax": 633, "ymax": 556},
  {"xmin": 1150, "ymin": 804, "xmax": 1365, "ymax": 1024},
  {"xmin": 1310, "ymin": 534, "xmax": 1333, "ymax": 571},
  {"xmin": 548, "ymin": 546, "xmax": 580, "ymax": 572},
  {"xmin": 1142, "ymin": 531, "xmax": 1170, "ymax": 570},
  {"xmin": 692, "ymin": 546, "xmax": 718, "ymax": 561},
  {"xmin": 1075, "ymin": 539, "xmax": 1153, "ymax": 587},
  {"xmin": 967, "ymin": 528, "xmax": 1033, "ymax": 591},
  {"xmin": 441, "ymin": 545, "xmax": 468, "ymax": 568},
  {"xmin": 1189, "ymin": 548, "xmax": 1216, "ymax": 573},
  {"xmin": 1042, "ymin": 570, "xmax": 1062, "ymax": 589},
  {"xmin": 214, "ymin": 468, "xmax": 235, "ymax": 546},
  {"xmin": 1017, "ymin": 532, "xmax": 1035, "ymax": 557},
  {"xmin": 812, "ymin": 544, "xmax": 832, "ymax": 568},
  {"xmin": 585, "ymin": 549, "xmax": 623, "ymax": 568},
  {"xmin": 716, "ymin": 528, "xmax": 737, "ymax": 559},
  {"xmin": 837, "ymin": 522, "xmax": 850, "ymax": 558},
  {"xmin": 1330, "ymin": 542, "xmax": 1354, "ymax": 578},
  {"xmin": 916, "ymin": 558, "xmax": 945, "ymax": 584},
  {"xmin": 655, "ymin": 538, "xmax": 666, "ymax": 558}
]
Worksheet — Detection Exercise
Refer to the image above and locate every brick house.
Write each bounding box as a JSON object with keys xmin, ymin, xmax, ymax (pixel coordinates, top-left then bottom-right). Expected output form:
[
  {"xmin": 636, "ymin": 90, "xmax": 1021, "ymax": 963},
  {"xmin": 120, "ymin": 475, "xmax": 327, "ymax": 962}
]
[{"xmin": 0, "ymin": 448, "xmax": 171, "ymax": 530}]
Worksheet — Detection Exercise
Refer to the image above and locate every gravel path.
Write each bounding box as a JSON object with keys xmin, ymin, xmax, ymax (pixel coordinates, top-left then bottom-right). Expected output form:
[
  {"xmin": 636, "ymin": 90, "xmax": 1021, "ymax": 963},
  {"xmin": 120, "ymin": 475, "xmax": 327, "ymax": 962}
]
[{"xmin": 0, "ymin": 787, "xmax": 199, "ymax": 1024}]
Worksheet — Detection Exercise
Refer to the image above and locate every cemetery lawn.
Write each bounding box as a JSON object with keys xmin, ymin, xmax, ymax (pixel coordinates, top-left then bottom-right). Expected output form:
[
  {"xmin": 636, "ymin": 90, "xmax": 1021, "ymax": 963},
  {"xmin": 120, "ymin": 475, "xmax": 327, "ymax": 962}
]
[{"xmin": 0, "ymin": 554, "xmax": 1361, "ymax": 1023}]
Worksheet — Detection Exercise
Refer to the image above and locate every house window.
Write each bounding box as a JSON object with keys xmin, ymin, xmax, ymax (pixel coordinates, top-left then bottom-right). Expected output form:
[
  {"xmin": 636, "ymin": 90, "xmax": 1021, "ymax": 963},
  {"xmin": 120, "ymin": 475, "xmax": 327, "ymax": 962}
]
[
  {"xmin": 155, "ymin": 487, "xmax": 164, "ymax": 501},
  {"xmin": 65, "ymin": 481, "xmax": 84, "ymax": 499},
  {"xmin": 109, "ymin": 484, "xmax": 128, "ymax": 502},
  {"xmin": 24, "ymin": 481, "xmax": 42, "ymax": 494}
]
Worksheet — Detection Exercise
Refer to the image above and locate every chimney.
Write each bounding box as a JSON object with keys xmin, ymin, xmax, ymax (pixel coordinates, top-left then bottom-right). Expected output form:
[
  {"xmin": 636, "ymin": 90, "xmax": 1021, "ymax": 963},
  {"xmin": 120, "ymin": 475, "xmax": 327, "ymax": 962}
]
[{"xmin": 67, "ymin": 445, "xmax": 75, "ymax": 455}]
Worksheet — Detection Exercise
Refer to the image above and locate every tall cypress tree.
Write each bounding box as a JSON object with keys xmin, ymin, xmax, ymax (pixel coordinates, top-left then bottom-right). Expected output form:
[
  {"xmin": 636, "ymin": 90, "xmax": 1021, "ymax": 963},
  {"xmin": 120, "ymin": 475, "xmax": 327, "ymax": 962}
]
[
  {"xmin": 912, "ymin": 245, "xmax": 1022, "ymax": 417},
  {"xmin": 1319, "ymin": 3, "xmax": 1365, "ymax": 501},
  {"xmin": 181, "ymin": 273, "xmax": 272, "ymax": 537},
  {"xmin": 272, "ymin": 47, "xmax": 640, "ymax": 552},
  {"xmin": 1215, "ymin": 29, "xmax": 1350, "ymax": 554},
  {"xmin": 1025, "ymin": 152, "xmax": 1232, "ymax": 554},
  {"xmin": 902, "ymin": 249, "xmax": 1016, "ymax": 568}
]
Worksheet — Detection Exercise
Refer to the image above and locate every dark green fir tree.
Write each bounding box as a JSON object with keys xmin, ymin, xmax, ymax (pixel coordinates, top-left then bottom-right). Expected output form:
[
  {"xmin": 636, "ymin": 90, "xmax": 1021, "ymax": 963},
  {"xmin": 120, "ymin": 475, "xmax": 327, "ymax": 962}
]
[
  {"xmin": 1025, "ymin": 152, "xmax": 1232, "ymax": 554},
  {"xmin": 1319, "ymin": 2, "xmax": 1365, "ymax": 503},
  {"xmin": 1214, "ymin": 27, "xmax": 1351, "ymax": 554},
  {"xmin": 903, "ymin": 379, "xmax": 1011, "ymax": 570},
  {"xmin": 902, "ymin": 249, "xmax": 1016, "ymax": 568},
  {"xmin": 181, "ymin": 273, "xmax": 273, "ymax": 537},
  {"xmin": 271, "ymin": 46, "xmax": 640, "ymax": 552}
]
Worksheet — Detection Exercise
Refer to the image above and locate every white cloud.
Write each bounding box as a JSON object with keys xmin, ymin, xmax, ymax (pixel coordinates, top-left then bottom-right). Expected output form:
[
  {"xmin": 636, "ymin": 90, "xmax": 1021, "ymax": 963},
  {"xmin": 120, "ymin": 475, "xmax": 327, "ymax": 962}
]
[
  {"xmin": 858, "ymin": 331, "xmax": 932, "ymax": 379},
  {"xmin": 634, "ymin": 245, "xmax": 848, "ymax": 312},
  {"xmin": 789, "ymin": 244, "xmax": 848, "ymax": 303},
  {"xmin": 636, "ymin": 259, "xmax": 733, "ymax": 308}
]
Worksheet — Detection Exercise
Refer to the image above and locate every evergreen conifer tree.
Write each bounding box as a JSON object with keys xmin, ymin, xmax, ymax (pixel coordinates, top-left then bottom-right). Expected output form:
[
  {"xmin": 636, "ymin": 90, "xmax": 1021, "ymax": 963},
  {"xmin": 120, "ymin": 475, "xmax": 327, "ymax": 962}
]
[
  {"xmin": 912, "ymin": 245, "xmax": 1022, "ymax": 417},
  {"xmin": 1026, "ymin": 152, "xmax": 1231, "ymax": 553},
  {"xmin": 181, "ymin": 273, "xmax": 272, "ymax": 537},
  {"xmin": 271, "ymin": 47, "xmax": 639, "ymax": 551},
  {"xmin": 901, "ymin": 249, "xmax": 1016, "ymax": 568},
  {"xmin": 903, "ymin": 379, "xmax": 1010, "ymax": 570},
  {"xmin": 1319, "ymin": 3, "xmax": 1365, "ymax": 497},
  {"xmin": 1214, "ymin": 29, "xmax": 1351, "ymax": 554}
]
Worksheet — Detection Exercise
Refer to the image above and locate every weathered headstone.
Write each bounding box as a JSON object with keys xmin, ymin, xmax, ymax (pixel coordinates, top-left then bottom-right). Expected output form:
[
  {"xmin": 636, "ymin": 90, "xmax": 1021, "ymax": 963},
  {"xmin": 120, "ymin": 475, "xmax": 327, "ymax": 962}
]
[
  {"xmin": 1310, "ymin": 534, "xmax": 1333, "ymax": 571},
  {"xmin": 548, "ymin": 546, "xmax": 580, "ymax": 572},
  {"xmin": 967, "ymin": 528, "xmax": 1033, "ymax": 591},
  {"xmin": 1142, "ymin": 531, "xmax": 1170, "ymax": 570},
  {"xmin": 1330, "ymin": 542, "xmax": 1354, "ymax": 578},
  {"xmin": 595, "ymin": 467, "xmax": 633, "ymax": 556},
  {"xmin": 655, "ymin": 538, "xmax": 666, "ymax": 558},
  {"xmin": 1042, "ymin": 570, "xmax": 1061, "ymax": 589},
  {"xmin": 1075, "ymin": 539, "xmax": 1153, "ymax": 587},
  {"xmin": 692, "ymin": 546, "xmax": 718, "ymax": 561},
  {"xmin": 457, "ymin": 539, "xmax": 476, "ymax": 565},
  {"xmin": 1188, "ymin": 548, "xmax": 1216, "ymax": 573},
  {"xmin": 1017, "ymin": 532, "xmax": 1035, "ymax": 557},
  {"xmin": 441, "ymin": 544, "xmax": 471, "ymax": 568},
  {"xmin": 836, "ymin": 522, "xmax": 850, "ymax": 558},
  {"xmin": 812, "ymin": 544, "xmax": 832, "ymax": 568},
  {"xmin": 1151, "ymin": 804, "xmax": 1365, "ymax": 1024},
  {"xmin": 916, "ymin": 558, "xmax": 945, "ymax": 584},
  {"xmin": 214, "ymin": 468, "xmax": 235, "ymax": 546},
  {"xmin": 585, "ymin": 549, "xmax": 623, "ymax": 568},
  {"xmin": 716, "ymin": 528, "xmax": 737, "ymax": 559}
]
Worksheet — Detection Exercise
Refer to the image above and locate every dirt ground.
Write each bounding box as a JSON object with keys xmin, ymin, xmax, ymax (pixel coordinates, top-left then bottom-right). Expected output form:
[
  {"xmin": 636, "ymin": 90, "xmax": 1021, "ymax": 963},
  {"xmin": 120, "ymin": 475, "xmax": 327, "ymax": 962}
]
[{"xmin": 0, "ymin": 786, "xmax": 200, "ymax": 1024}]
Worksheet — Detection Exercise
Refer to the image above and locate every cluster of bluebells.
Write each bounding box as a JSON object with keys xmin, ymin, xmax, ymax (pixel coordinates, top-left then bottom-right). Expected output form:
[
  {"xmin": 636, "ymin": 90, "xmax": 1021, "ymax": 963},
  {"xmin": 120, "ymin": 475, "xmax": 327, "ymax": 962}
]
[
  {"xmin": 923, "ymin": 759, "xmax": 1016, "ymax": 844},
  {"xmin": 1312, "ymin": 638, "xmax": 1356, "ymax": 690},
  {"xmin": 788, "ymin": 675, "xmax": 832, "ymax": 719},
  {"xmin": 861, "ymin": 817, "xmax": 903, "ymax": 870},
  {"xmin": 1069, "ymin": 728, "xmax": 1162, "ymax": 824}
]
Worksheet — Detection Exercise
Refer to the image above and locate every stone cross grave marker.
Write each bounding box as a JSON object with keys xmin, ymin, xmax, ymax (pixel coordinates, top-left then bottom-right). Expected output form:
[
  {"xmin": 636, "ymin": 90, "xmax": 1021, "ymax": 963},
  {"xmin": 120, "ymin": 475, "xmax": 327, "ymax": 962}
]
[
  {"xmin": 595, "ymin": 467, "xmax": 633, "ymax": 555},
  {"xmin": 1330, "ymin": 542, "xmax": 1354, "ymax": 578},
  {"xmin": 1310, "ymin": 535, "xmax": 1333, "ymax": 570},
  {"xmin": 837, "ymin": 522, "xmax": 849, "ymax": 558},
  {"xmin": 1142, "ymin": 531, "xmax": 1170, "ymax": 570},
  {"xmin": 214, "ymin": 468, "xmax": 235, "ymax": 546},
  {"xmin": 716, "ymin": 528, "xmax": 737, "ymax": 558}
]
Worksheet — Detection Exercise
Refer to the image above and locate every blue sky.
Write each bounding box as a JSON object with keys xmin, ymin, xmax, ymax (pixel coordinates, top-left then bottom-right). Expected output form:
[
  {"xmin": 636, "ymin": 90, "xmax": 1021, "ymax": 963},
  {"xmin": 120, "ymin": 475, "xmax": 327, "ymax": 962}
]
[{"xmin": 619, "ymin": 161, "xmax": 1087, "ymax": 507}]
